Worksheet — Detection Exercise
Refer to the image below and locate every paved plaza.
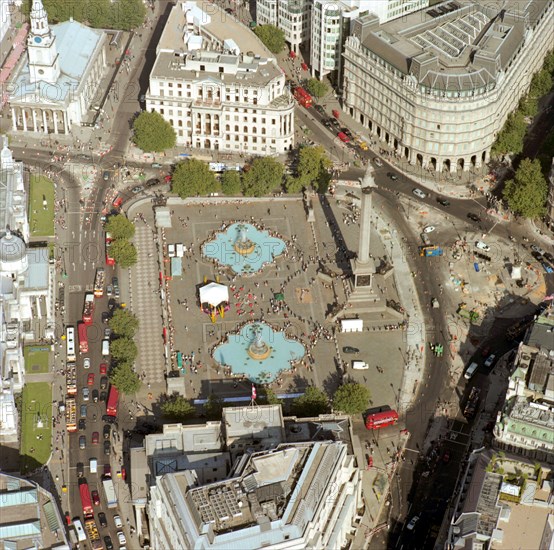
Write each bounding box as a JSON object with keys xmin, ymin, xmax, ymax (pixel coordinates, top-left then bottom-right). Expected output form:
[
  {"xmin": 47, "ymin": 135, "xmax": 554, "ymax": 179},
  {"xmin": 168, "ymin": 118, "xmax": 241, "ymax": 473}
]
[{"xmin": 128, "ymin": 194, "xmax": 409, "ymax": 413}]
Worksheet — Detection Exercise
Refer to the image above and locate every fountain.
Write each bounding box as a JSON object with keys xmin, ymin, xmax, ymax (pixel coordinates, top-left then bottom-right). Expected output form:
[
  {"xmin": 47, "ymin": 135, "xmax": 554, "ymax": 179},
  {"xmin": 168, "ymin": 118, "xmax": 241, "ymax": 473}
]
[
  {"xmin": 247, "ymin": 324, "xmax": 271, "ymax": 360},
  {"xmin": 234, "ymin": 224, "xmax": 256, "ymax": 256}
]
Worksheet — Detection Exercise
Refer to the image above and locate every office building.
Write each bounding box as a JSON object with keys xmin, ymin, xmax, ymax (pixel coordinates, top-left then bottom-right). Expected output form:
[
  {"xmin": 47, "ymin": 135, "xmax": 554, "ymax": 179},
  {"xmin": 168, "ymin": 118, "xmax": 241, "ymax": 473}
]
[
  {"xmin": 343, "ymin": 0, "xmax": 554, "ymax": 173},
  {"xmin": 547, "ymin": 158, "xmax": 554, "ymax": 232},
  {"xmin": 146, "ymin": 1, "xmax": 295, "ymax": 156}
]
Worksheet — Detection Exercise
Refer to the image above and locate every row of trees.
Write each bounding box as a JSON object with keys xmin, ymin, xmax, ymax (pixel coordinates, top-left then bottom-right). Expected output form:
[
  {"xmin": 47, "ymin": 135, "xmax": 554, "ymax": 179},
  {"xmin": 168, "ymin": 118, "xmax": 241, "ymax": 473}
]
[
  {"xmin": 172, "ymin": 146, "xmax": 332, "ymax": 199},
  {"xmin": 24, "ymin": 0, "xmax": 146, "ymax": 31},
  {"xmin": 108, "ymin": 308, "xmax": 142, "ymax": 394},
  {"xmin": 253, "ymin": 24, "xmax": 286, "ymax": 54},
  {"xmin": 105, "ymin": 214, "xmax": 138, "ymax": 268},
  {"xmin": 160, "ymin": 381, "xmax": 371, "ymax": 421},
  {"xmin": 502, "ymin": 158, "xmax": 548, "ymax": 219}
]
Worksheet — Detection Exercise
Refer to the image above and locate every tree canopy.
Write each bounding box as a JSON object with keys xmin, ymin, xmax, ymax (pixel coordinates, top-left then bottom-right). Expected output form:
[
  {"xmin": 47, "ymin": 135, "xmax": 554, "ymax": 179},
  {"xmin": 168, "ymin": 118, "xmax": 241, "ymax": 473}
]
[
  {"xmin": 253, "ymin": 24, "xmax": 285, "ymax": 54},
  {"xmin": 491, "ymin": 111, "xmax": 527, "ymax": 157},
  {"xmin": 110, "ymin": 239, "xmax": 137, "ymax": 268},
  {"xmin": 332, "ymin": 382, "xmax": 371, "ymax": 415},
  {"xmin": 109, "ymin": 362, "xmax": 141, "ymax": 394},
  {"xmin": 105, "ymin": 214, "xmax": 135, "ymax": 240},
  {"xmin": 172, "ymin": 159, "xmax": 218, "ymax": 198},
  {"xmin": 110, "ymin": 337, "xmax": 138, "ymax": 365},
  {"xmin": 109, "ymin": 309, "xmax": 139, "ymax": 338},
  {"xmin": 204, "ymin": 394, "xmax": 224, "ymax": 420},
  {"xmin": 161, "ymin": 395, "xmax": 195, "ymax": 420},
  {"xmin": 26, "ymin": 0, "xmax": 146, "ymax": 30},
  {"xmin": 241, "ymin": 158, "xmax": 284, "ymax": 197},
  {"xmin": 503, "ymin": 158, "xmax": 548, "ymax": 218},
  {"xmin": 220, "ymin": 170, "xmax": 242, "ymax": 196},
  {"xmin": 305, "ymin": 78, "xmax": 329, "ymax": 100},
  {"xmin": 291, "ymin": 387, "xmax": 329, "ymax": 417},
  {"xmin": 296, "ymin": 145, "xmax": 332, "ymax": 193},
  {"xmin": 132, "ymin": 111, "xmax": 176, "ymax": 153}
]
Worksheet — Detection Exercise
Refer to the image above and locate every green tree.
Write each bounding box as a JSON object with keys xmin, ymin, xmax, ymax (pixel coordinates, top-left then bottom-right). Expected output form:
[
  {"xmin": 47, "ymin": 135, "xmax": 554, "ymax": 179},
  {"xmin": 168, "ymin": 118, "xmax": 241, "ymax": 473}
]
[
  {"xmin": 284, "ymin": 174, "xmax": 304, "ymax": 194},
  {"xmin": 109, "ymin": 0, "xmax": 146, "ymax": 30},
  {"xmin": 305, "ymin": 78, "xmax": 329, "ymax": 100},
  {"xmin": 491, "ymin": 111, "xmax": 527, "ymax": 157},
  {"xmin": 519, "ymin": 97, "xmax": 538, "ymax": 118},
  {"xmin": 109, "ymin": 362, "xmax": 141, "ymax": 394},
  {"xmin": 109, "ymin": 309, "xmax": 139, "ymax": 338},
  {"xmin": 105, "ymin": 214, "xmax": 135, "ymax": 240},
  {"xmin": 332, "ymin": 382, "xmax": 371, "ymax": 415},
  {"xmin": 291, "ymin": 387, "xmax": 329, "ymax": 417},
  {"xmin": 259, "ymin": 387, "xmax": 282, "ymax": 405},
  {"xmin": 297, "ymin": 145, "xmax": 332, "ymax": 193},
  {"xmin": 529, "ymin": 69, "xmax": 553, "ymax": 99},
  {"xmin": 110, "ymin": 337, "xmax": 138, "ymax": 364},
  {"xmin": 503, "ymin": 158, "xmax": 548, "ymax": 218},
  {"xmin": 253, "ymin": 24, "xmax": 285, "ymax": 54},
  {"xmin": 220, "ymin": 170, "xmax": 242, "ymax": 195},
  {"xmin": 161, "ymin": 395, "xmax": 196, "ymax": 420},
  {"xmin": 132, "ymin": 111, "xmax": 176, "ymax": 153},
  {"xmin": 172, "ymin": 159, "xmax": 218, "ymax": 198},
  {"xmin": 204, "ymin": 393, "xmax": 224, "ymax": 420},
  {"xmin": 110, "ymin": 239, "xmax": 138, "ymax": 268},
  {"xmin": 241, "ymin": 158, "xmax": 284, "ymax": 197}
]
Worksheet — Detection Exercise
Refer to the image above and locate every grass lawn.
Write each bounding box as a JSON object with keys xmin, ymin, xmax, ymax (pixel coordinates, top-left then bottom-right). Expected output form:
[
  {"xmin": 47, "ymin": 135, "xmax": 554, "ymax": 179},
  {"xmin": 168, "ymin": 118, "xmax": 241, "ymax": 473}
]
[
  {"xmin": 20, "ymin": 382, "xmax": 52, "ymax": 473},
  {"xmin": 29, "ymin": 175, "xmax": 55, "ymax": 237},
  {"xmin": 23, "ymin": 346, "xmax": 50, "ymax": 374}
]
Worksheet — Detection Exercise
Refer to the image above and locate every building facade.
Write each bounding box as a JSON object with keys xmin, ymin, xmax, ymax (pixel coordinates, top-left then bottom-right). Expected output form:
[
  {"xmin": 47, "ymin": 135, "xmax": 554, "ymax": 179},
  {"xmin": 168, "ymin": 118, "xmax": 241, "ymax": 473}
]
[
  {"xmin": 547, "ymin": 158, "xmax": 554, "ymax": 232},
  {"xmin": 9, "ymin": 0, "xmax": 107, "ymax": 134},
  {"xmin": 0, "ymin": 0, "xmax": 11, "ymax": 45},
  {"xmin": 343, "ymin": 0, "xmax": 554, "ymax": 172},
  {"xmin": 146, "ymin": 1, "xmax": 295, "ymax": 156}
]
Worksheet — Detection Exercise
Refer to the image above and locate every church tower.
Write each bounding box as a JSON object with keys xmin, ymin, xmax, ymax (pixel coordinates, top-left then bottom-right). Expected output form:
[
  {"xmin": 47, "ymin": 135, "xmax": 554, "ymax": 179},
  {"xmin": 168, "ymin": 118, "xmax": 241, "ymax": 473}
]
[{"xmin": 27, "ymin": 0, "xmax": 60, "ymax": 84}]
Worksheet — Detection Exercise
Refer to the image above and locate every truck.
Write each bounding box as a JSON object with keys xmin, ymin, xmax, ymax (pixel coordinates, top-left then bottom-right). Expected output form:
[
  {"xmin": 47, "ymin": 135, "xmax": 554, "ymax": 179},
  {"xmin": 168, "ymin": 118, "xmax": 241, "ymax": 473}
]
[
  {"xmin": 84, "ymin": 518, "xmax": 103, "ymax": 550},
  {"xmin": 93, "ymin": 267, "xmax": 105, "ymax": 298},
  {"xmin": 102, "ymin": 476, "xmax": 118, "ymax": 508},
  {"xmin": 65, "ymin": 397, "xmax": 77, "ymax": 432},
  {"xmin": 79, "ymin": 480, "xmax": 94, "ymax": 517},
  {"xmin": 105, "ymin": 232, "xmax": 115, "ymax": 266},
  {"xmin": 419, "ymin": 245, "xmax": 443, "ymax": 257},
  {"xmin": 78, "ymin": 322, "xmax": 88, "ymax": 353},
  {"xmin": 106, "ymin": 385, "xmax": 119, "ymax": 417},
  {"xmin": 294, "ymin": 86, "xmax": 313, "ymax": 108},
  {"xmin": 463, "ymin": 387, "xmax": 481, "ymax": 418},
  {"xmin": 66, "ymin": 363, "xmax": 77, "ymax": 395},
  {"xmin": 82, "ymin": 293, "xmax": 95, "ymax": 325}
]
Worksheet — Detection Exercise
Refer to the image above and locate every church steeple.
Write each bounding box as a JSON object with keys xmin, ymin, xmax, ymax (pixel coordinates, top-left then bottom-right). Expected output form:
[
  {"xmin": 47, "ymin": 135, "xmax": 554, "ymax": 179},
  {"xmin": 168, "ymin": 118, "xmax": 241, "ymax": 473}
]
[
  {"xmin": 27, "ymin": 0, "xmax": 60, "ymax": 84},
  {"xmin": 30, "ymin": 0, "xmax": 50, "ymax": 37}
]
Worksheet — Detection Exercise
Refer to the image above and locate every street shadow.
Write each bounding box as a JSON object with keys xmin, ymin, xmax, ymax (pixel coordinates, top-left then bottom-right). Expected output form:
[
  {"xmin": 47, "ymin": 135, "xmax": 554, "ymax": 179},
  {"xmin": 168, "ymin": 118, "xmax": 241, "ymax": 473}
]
[{"xmin": 318, "ymin": 194, "xmax": 354, "ymax": 271}]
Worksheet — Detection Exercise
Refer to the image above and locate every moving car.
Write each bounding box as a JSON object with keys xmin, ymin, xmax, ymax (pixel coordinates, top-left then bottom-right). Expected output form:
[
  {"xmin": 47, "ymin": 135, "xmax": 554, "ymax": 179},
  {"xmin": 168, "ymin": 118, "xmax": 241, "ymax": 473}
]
[
  {"xmin": 98, "ymin": 512, "xmax": 107, "ymax": 528},
  {"xmin": 79, "ymin": 435, "xmax": 86, "ymax": 449},
  {"xmin": 436, "ymin": 197, "xmax": 450, "ymax": 207},
  {"xmin": 80, "ymin": 405, "xmax": 87, "ymax": 418},
  {"xmin": 387, "ymin": 172, "xmax": 398, "ymax": 181},
  {"xmin": 337, "ymin": 131, "xmax": 350, "ymax": 143},
  {"xmin": 99, "ymin": 363, "xmax": 107, "ymax": 375},
  {"xmin": 114, "ymin": 515, "xmax": 123, "ymax": 528},
  {"xmin": 373, "ymin": 158, "xmax": 383, "ymax": 167},
  {"xmin": 531, "ymin": 244, "xmax": 545, "ymax": 255},
  {"xmin": 83, "ymin": 358, "xmax": 90, "ymax": 369},
  {"xmin": 103, "ymin": 171, "xmax": 110, "ymax": 181},
  {"xmin": 406, "ymin": 516, "xmax": 419, "ymax": 531},
  {"xmin": 78, "ymin": 419, "xmax": 86, "ymax": 431},
  {"xmin": 92, "ymin": 431, "xmax": 99, "ymax": 445},
  {"xmin": 467, "ymin": 212, "xmax": 481, "ymax": 222},
  {"xmin": 82, "ymin": 387, "xmax": 90, "ymax": 401},
  {"xmin": 475, "ymin": 241, "xmax": 491, "ymax": 252},
  {"xmin": 106, "ymin": 284, "xmax": 113, "ymax": 296},
  {"xmin": 104, "ymin": 536, "xmax": 114, "ymax": 550},
  {"xmin": 103, "ymin": 424, "xmax": 111, "ymax": 440},
  {"xmin": 412, "ymin": 188, "xmax": 427, "ymax": 199},
  {"xmin": 423, "ymin": 226, "xmax": 436, "ymax": 233},
  {"xmin": 102, "ymin": 311, "xmax": 110, "ymax": 324},
  {"xmin": 87, "ymin": 373, "xmax": 95, "ymax": 386},
  {"xmin": 484, "ymin": 354, "xmax": 496, "ymax": 367},
  {"xmin": 92, "ymin": 490, "xmax": 100, "ymax": 506},
  {"xmin": 343, "ymin": 346, "xmax": 360, "ymax": 354},
  {"xmin": 544, "ymin": 252, "xmax": 554, "ymax": 264},
  {"xmin": 117, "ymin": 532, "xmax": 126, "ymax": 545},
  {"xmin": 100, "ymin": 376, "xmax": 108, "ymax": 390},
  {"xmin": 77, "ymin": 462, "xmax": 84, "ymax": 477},
  {"xmin": 131, "ymin": 185, "xmax": 143, "ymax": 194},
  {"xmin": 104, "ymin": 328, "xmax": 111, "ymax": 339},
  {"xmin": 104, "ymin": 440, "xmax": 111, "ymax": 456},
  {"xmin": 442, "ymin": 450, "xmax": 451, "ymax": 463},
  {"xmin": 542, "ymin": 262, "xmax": 554, "ymax": 274}
]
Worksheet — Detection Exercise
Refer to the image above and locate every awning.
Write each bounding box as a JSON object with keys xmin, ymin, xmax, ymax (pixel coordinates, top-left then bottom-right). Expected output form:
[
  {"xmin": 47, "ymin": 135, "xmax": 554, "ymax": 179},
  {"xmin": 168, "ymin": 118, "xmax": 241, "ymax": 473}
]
[{"xmin": 199, "ymin": 282, "xmax": 229, "ymax": 307}]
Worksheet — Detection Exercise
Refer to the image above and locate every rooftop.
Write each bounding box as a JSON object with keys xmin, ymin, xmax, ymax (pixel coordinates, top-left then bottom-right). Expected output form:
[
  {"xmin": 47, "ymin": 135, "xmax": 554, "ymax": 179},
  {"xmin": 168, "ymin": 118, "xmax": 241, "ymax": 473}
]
[{"xmin": 352, "ymin": 0, "xmax": 549, "ymax": 91}]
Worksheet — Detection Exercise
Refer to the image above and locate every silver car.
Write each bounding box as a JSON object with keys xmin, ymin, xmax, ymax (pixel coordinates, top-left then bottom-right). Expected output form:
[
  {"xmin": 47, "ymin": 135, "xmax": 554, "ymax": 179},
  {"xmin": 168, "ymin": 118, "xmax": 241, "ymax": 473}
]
[{"xmin": 82, "ymin": 387, "xmax": 90, "ymax": 401}]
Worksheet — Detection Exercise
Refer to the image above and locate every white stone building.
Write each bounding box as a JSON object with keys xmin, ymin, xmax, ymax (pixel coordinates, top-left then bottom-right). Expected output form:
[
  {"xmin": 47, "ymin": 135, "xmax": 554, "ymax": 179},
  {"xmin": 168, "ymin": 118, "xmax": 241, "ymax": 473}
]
[
  {"xmin": 547, "ymin": 158, "xmax": 554, "ymax": 232},
  {"xmin": 0, "ymin": 0, "xmax": 12, "ymax": 45},
  {"xmin": 146, "ymin": 1, "xmax": 295, "ymax": 156},
  {"xmin": 8, "ymin": 0, "xmax": 107, "ymax": 134},
  {"xmin": 342, "ymin": 0, "xmax": 554, "ymax": 172}
]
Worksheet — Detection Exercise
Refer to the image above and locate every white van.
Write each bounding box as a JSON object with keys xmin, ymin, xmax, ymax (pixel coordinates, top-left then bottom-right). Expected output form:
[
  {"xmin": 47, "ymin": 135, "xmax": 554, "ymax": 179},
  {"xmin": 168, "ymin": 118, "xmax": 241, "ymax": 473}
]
[
  {"xmin": 89, "ymin": 457, "xmax": 97, "ymax": 474},
  {"xmin": 352, "ymin": 360, "xmax": 369, "ymax": 370},
  {"xmin": 73, "ymin": 519, "xmax": 87, "ymax": 542},
  {"xmin": 464, "ymin": 362, "xmax": 479, "ymax": 380},
  {"xmin": 475, "ymin": 241, "xmax": 490, "ymax": 252},
  {"xmin": 102, "ymin": 339, "xmax": 110, "ymax": 357}
]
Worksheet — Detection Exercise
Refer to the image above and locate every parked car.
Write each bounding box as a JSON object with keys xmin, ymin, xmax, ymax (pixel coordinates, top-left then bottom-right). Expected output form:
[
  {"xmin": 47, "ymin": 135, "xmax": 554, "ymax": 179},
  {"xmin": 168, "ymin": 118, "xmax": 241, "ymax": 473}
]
[
  {"xmin": 423, "ymin": 226, "xmax": 436, "ymax": 233},
  {"xmin": 100, "ymin": 391, "xmax": 107, "ymax": 402},
  {"xmin": 79, "ymin": 435, "xmax": 86, "ymax": 449},
  {"xmin": 92, "ymin": 490, "xmax": 100, "ymax": 506},
  {"xmin": 102, "ymin": 312, "xmax": 110, "ymax": 324},
  {"xmin": 467, "ymin": 212, "xmax": 481, "ymax": 222},
  {"xmin": 87, "ymin": 373, "xmax": 95, "ymax": 386},
  {"xmin": 337, "ymin": 131, "xmax": 350, "ymax": 143},
  {"xmin": 412, "ymin": 188, "xmax": 427, "ymax": 199},
  {"xmin": 475, "ymin": 241, "xmax": 491, "ymax": 252},
  {"xmin": 117, "ymin": 532, "xmax": 126, "ymax": 546},
  {"xmin": 484, "ymin": 354, "xmax": 496, "ymax": 367},
  {"xmin": 77, "ymin": 462, "xmax": 84, "ymax": 477},
  {"xmin": 406, "ymin": 516, "xmax": 419, "ymax": 531},
  {"xmin": 342, "ymin": 346, "xmax": 360, "ymax": 354},
  {"xmin": 131, "ymin": 185, "xmax": 143, "ymax": 194},
  {"xmin": 387, "ymin": 172, "xmax": 398, "ymax": 181},
  {"xmin": 530, "ymin": 244, "xmax": 545, "ymax": 255},
  {"xmin": 146, "ymin": 178, "xmax": 160, "ymax": 187},
  {"xmin": 113, "ymin": 515, "xmax": 123, "ymax": 528},
  {"xmin": 104, "ymin": 328, "xmax": 111, "ymax": 339},
  {"xmin": 102, "ymin": 171, "xmax": 110, "ymax": 181},
  {"xmin": 92, "ymin": 431, "xmax": 99, "ymax": 445},
  {"xmin": 542, "ymin": 262, "xmax": 554, "ymax": 274},
  {"xmin": 544, "ymin": 252, "xmax": 554, "ymax": 264},
  {"xmin": 373, "ymin": 157, "xmax": 383, "ymax": 167},
  {"xmin": 106, "ymin": 284, "xmax": 113, "ymax": 296}
]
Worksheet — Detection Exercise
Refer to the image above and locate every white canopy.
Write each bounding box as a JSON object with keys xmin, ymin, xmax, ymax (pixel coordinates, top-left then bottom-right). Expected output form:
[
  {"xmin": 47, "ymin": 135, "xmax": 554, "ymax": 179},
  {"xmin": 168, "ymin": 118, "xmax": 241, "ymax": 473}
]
[
  {"xmin": 341, "ymin": 319, "xmax": 363, "ymax": 333},
  {"xmin": 199, "ymin": 282, "xmax": 229, "ymax": 307}
]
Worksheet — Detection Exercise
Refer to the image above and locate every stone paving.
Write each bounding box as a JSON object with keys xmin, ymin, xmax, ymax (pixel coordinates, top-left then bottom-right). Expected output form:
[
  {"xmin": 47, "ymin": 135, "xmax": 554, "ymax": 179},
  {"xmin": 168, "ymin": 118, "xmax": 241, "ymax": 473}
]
[{"xmin": 129, "ymin": 223, "xmax": 165, "ymax": 385}]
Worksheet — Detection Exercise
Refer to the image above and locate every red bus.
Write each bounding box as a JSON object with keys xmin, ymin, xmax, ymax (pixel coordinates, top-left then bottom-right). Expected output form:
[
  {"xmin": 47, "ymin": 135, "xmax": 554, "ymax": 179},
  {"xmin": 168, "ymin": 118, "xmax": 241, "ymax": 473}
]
[
  {"xmin": 78, "ymin": 322, "xmax": 88, "ymax": 354},
  {"xmin": 82, "ymin": 293, "xmax": 95, "ymax": 325},
  {"xmin": 294, "ymin": 87, "xmax": 313, "ymax": 108},
  {"xmin": 79, "ymin": 480, "xmax": 94, "ymax": 518},
  {"xmin": 105, "ymin": 232, "xmax": 115, "ymax": 266},
  {"xmin": 365, "ymin": 409, "xmax": 399, "ymax": 430},
  {"xmin": 106, "ymin": 385, "xmax": 119, "ymax": 417}
]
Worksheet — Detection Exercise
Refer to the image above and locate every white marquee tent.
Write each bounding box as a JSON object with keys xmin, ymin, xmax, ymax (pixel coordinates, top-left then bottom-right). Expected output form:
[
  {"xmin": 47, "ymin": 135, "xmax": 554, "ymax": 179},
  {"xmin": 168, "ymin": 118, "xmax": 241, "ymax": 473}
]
[{"xmin": 199, "ymin": 282, "xmax": 229, "ymax": 307}]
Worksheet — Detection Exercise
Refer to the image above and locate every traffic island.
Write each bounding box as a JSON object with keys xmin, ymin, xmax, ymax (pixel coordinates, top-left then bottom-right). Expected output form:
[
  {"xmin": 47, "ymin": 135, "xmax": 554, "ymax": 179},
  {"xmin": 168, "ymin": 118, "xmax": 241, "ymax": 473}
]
[{"xmin": 20, "ymin": 382, "xmax": 52, "ymax": 474}]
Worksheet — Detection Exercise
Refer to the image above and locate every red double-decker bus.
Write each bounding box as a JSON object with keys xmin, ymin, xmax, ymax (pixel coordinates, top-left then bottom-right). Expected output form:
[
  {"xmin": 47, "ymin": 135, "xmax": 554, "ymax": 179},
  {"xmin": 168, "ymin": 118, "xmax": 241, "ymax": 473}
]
[
  {"xmin": 105, "ymin": 232, "xmax": 115, "ymax": 266},
  {"xmin": 106, "ymin": 386, "xmax": 119, "ymax": 417},
  {"xmin": 79, "ymin": 480, "xmax": 94, "ymax": 518},
  {"xmin": 365, "ymin": 409, "xmax": 399, "ymax": 430},
  {"xmin": 294, "ymin": 86, "xmax": 313, "ymax": 108},
  {"xmin": 78, "ymin": 322, "xmax": 88, "ymax": 354},
  {"xmin": 82, "ymin": 293, "xmax": 95, "ymax": 325}
]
